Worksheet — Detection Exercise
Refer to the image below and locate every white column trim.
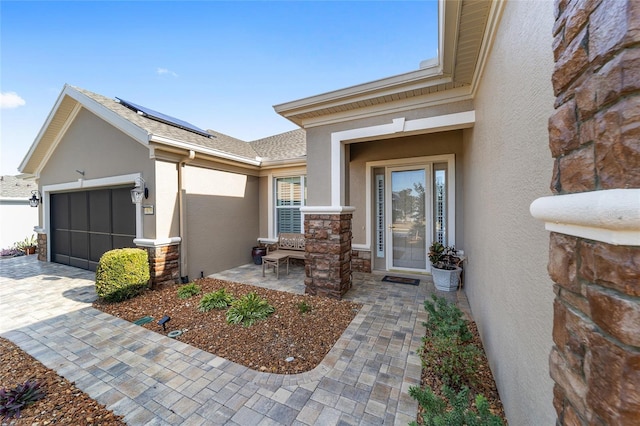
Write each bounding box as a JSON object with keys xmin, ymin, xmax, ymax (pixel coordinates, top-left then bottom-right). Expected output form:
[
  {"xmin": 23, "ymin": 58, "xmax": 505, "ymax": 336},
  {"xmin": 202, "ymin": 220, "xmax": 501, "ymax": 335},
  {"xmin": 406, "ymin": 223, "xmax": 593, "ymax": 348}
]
[
  {"xmin": 300, "ymin": 206, "xmax": 356, "ymax": 215},
  {"xmin": 530, "ymin": 189, "xmax": 640, "ymax": 246},
  {"xmin": 330, "ymin": 111, "xmax": 474, "ymax": 209},
  {"xmin": 133, "ymin": 237, "xmax": 181, "ymax": 247}
]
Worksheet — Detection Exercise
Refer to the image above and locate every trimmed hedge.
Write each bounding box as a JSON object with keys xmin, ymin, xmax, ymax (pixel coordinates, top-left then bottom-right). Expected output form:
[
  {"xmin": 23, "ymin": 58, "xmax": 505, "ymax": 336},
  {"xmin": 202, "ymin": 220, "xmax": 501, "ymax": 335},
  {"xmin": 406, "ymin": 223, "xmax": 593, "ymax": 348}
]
[{"xmin": 95, "ymin": 248, "xmax": 150, "ymax": 302}]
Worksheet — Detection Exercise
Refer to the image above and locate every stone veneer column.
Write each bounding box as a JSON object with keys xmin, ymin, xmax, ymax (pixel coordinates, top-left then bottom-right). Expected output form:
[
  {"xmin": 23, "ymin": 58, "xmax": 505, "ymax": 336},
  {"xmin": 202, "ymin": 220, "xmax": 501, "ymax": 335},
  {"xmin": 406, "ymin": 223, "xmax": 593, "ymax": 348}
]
[
  {"xmin": 135, "ymin": 239, "xmax": 182, "ymax": 288},
  {"xmin": 36, "ymin": 232, "xmax": 47, "ymax": 262},
  {"xmin": 543, "ymin": 0, "xmax": 640, "ymax": 424},
  {"xmin": 304, "ymin": 212, "xmax": 353, "ymax": 299}
]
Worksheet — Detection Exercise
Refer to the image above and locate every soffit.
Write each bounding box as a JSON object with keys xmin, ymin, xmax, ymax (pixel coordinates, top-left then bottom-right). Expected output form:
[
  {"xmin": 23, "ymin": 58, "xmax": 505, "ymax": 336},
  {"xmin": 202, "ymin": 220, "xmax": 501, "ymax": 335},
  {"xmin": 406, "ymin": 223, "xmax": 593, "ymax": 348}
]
[
  {"xmin": 19, "ymin": 95, "xmax": 78, "ymax": 174},
  {"xmin": 275, "ymin": 0, "xmax": 500, "ymax": 128}
]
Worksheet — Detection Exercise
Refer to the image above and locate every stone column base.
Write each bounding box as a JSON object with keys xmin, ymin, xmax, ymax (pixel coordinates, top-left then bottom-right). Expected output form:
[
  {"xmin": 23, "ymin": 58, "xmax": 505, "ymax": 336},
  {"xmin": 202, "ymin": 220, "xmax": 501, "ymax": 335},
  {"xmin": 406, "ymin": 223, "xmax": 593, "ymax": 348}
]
[
  {"xmin": 303, "ymin": 211, "xmax": 353, "ymax": 299},
  {"xmin": 134, "ymin": 238, "xmax": 182, "ymax": 288}
]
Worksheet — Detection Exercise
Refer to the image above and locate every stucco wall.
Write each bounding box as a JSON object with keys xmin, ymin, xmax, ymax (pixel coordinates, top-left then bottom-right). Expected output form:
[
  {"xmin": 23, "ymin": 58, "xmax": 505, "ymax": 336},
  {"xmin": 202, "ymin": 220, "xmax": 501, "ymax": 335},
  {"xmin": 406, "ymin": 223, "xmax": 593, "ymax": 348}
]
[
  {"xmin": 154, "ymin": 161, "xmax": 179, "ymax": 239},
  {"xmin": 462, "ymin": 0, "xmax": 556, "ymax": 423},
  {"xmin": 348, "ymin": 131, "xmax": 464, "ymax": 247},
  {"xmin": 38, "ymin": 108, "xmax": 156, "ymax": 237},
  {"xmin": 183, "ymin": 165, "xmax": 259, "ymax": 280},
  {"xmin": 306, "ymin": 100, "xmax": 473, "ymax": 207}
]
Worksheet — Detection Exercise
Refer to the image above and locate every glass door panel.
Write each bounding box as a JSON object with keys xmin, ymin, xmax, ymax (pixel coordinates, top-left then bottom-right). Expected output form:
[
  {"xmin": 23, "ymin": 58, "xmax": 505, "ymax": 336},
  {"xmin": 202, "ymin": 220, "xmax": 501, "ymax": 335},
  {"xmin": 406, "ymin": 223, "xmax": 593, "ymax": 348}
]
[{"xmin": 388, "ymin": 167, "xmax": 428, "ymax": 270}]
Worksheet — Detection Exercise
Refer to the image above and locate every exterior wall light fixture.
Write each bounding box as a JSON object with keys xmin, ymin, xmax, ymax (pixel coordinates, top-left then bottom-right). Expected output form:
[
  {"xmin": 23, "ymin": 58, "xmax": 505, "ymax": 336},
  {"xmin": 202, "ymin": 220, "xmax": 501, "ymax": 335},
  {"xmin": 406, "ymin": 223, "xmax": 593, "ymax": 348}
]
[
  {"xmin": 29, "ymin": 190, "xmax": 41, "ymax": 207},
  {"xmin": 130, "ymin": 177, "xmax": 149, "ymax": 204}
]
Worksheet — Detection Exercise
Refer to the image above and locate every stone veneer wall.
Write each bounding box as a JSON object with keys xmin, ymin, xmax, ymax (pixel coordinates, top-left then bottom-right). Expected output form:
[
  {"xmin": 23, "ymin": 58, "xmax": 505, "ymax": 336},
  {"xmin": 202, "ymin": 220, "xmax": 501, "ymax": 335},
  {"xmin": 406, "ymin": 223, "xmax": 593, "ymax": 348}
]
[
  {"xmin": 142, "ymin": 244, "xmax": 180, "ymax": 288},
  {"xmin": 304, "ymin": 213, "xmax": 353, "ymax": 299},
  {"xmin": 549, "ymin": 0, "xmax": 640, "ymax": 423},
  {"xmin": 37, "ymin": 232, "xmax": 47, "ymax": 262},
  {"xmin": 351, "ymin": 249, "xmax": 371, "ymax": 273}
]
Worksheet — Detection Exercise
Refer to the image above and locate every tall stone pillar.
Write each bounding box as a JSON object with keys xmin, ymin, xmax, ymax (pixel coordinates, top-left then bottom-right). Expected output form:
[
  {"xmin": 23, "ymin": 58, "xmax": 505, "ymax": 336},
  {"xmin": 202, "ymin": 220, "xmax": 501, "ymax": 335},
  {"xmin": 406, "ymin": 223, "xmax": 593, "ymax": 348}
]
[
  {"xmin": 532, "ymin": 0, "xmax": 640, "ymax": 424},
  {"xmin": 303, "ymin": 209, "xmax": 354, "ymax": 299}
]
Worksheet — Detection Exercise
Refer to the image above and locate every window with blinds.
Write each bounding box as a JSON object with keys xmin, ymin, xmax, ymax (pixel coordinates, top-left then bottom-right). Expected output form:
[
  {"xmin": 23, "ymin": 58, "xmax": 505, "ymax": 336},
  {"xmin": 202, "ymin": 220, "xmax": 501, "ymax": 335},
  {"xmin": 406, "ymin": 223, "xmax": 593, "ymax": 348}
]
[{"xmin": 275, "ymin": 176, "xmax": 306, "ymax": 234}]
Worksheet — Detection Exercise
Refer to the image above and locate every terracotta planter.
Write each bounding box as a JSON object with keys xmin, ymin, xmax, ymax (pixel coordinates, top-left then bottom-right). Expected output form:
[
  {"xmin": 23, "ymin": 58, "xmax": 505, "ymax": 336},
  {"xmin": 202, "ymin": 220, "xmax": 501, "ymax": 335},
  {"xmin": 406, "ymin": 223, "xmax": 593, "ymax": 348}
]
[
  {"xmin": 24, "ymin": 246, "xmax": 36, "ymax": 255},
  {"xmin": 431, "ymin": 265, "xmax": 461, "ymax": 291}
]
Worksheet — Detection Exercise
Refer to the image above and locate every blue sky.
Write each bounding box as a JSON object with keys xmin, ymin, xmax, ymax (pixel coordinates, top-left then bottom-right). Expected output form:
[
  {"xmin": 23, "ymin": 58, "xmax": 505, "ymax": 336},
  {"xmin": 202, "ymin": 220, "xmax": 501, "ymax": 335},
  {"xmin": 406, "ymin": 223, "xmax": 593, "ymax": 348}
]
[{"xmin": 1, "ymin": 1, "xmax": 438, "ymax": 174}]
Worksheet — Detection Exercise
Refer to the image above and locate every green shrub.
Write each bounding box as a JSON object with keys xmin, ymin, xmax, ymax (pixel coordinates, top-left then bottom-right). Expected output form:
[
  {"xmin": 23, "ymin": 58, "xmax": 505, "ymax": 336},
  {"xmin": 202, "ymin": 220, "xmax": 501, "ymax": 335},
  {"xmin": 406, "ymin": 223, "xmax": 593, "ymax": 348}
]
[
  {"xmin": 95, "ymin": 248, "xmax": 149, "ymax": 302},
  {"xmin": 177, "ymin": 282, "xmax": 201, "ymax": 299},
  {"xmin": 0, "ymin": 380, "xmax": 45, "ymax": 419},
  {"xmin": 297, "ymin": 300, "xmax": 312, "ymax": 314},
  {"xmin": 423, "ymin": 295, "xmax": 472, "ymax": 342},
  {"xmin": 409, "ymin": 385, "xmax": 504, "ymax": 426},
  {"xmin": 199, "ymin": 288, "xmax": 234, "ymax": 312},
  {"xmin": 422, "ymin": 334, "xmax": 481, "ymax": 389},
  {"xmin": 226, "ymin": 292, "xmax": 275, "ymax": 327}
]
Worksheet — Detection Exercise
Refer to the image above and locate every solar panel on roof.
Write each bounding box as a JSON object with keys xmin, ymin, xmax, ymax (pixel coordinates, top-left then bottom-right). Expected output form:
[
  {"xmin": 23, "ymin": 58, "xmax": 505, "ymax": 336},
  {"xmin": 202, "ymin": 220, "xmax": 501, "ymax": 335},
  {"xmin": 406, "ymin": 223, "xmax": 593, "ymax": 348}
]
[{"xmin": 115, "ymin": 97, "xmax": 212, "ymax": 138}]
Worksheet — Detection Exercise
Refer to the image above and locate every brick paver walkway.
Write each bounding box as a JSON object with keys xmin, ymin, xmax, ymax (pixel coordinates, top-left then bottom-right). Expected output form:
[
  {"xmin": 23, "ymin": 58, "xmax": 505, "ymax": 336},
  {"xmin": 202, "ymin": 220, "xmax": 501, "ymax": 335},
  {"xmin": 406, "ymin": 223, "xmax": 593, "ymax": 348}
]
[{"xmin": 0, "ymin": 255, "xmax": 460, "ymax": 425}]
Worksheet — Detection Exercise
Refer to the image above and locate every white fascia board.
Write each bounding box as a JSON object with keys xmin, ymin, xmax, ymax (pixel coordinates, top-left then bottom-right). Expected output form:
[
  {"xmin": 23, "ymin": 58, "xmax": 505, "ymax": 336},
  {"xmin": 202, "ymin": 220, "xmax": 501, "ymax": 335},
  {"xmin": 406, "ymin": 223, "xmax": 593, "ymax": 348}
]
[
  {"xmin": 150, "ymin": 135, "xmax": 261, "ymax": 166},
  {"xmin": 18, "ymin": 85, "xmax": 73, "ymax": 173},
  {"xmin": 65, "ymin": 88, "xmax": 150, "ymax": 144},
  {"xmin": 294, "ymin": 86, "xmax": 473, "ymax": 129},
  {"xmin": 530, "ymin": 189, "xmax": 640, "ymax": 246},
  {"xmin": 34, "ymin": 103, "xmax": 81, "ymax": 176},
  {"xmin": 19, "ymin": 85, "xmax": 150, "ymax": 174},
  {"xmin": 470, "ymin": 0, "xmax": 507, "ymax": 97},
  {"xmin": 275, "ymin": 74, "xmax": 452, "ymax": 121}
]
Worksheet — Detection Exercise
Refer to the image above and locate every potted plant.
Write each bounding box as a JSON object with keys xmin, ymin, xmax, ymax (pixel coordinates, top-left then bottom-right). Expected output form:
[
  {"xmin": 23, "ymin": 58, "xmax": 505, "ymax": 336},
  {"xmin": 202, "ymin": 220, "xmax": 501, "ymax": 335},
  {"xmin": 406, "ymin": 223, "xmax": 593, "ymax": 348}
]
[
  {"xmin": 16, "ymin": 235, "xmax": 37, "ymax": 255},
  {"xmin": 428, "ymin": 241, "xmax": 462, "ymax": 291}
]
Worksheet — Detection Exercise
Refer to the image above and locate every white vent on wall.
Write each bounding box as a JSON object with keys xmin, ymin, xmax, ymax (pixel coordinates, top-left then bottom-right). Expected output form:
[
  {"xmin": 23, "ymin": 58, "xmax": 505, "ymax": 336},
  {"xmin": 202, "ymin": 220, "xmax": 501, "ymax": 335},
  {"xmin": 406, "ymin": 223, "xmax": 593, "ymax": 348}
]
[{"xmin": 376, "ymin": 174, "xmax": 385, "ymax": 257}]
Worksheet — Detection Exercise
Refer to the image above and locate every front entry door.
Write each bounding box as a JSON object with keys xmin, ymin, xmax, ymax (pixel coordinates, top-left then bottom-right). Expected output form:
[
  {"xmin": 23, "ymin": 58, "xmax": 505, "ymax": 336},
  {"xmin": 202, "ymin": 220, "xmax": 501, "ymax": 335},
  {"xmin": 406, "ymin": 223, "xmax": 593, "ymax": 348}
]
[{"xmin": 387, "ymin": 166, "xmax": 429, "ymax": 271}]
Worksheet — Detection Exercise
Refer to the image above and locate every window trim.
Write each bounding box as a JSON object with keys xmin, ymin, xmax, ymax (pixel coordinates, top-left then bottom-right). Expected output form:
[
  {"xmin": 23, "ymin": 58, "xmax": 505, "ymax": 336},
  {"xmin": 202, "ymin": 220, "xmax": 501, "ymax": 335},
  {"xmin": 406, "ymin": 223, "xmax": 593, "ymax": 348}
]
[{"xmin": 271, "ymin": 173, "xmax": 307, "ymax": 238}]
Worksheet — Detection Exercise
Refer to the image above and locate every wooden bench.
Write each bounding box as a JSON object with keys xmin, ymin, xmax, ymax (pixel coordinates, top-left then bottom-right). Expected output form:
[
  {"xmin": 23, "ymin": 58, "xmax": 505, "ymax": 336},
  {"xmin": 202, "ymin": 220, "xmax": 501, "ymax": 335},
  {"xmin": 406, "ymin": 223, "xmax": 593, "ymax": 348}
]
[
  {"xmin": 267, "ymin": 233, "xmax": 306, "ymax": 260},
  {"xmin": 262, "ymin": 233, "xmax": 305, "ymax": 279}
]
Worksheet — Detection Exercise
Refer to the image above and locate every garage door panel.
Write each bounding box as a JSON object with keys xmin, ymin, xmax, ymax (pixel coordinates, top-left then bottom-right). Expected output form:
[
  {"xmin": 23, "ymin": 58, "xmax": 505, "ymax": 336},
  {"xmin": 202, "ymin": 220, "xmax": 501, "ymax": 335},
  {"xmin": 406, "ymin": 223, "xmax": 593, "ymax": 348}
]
[
  {"xmin": 112, "ymin": 235, "xmax": 135, "ymax": 250},
  {"xmin": 69, "ymin": 192, "xmax": 88, "ymax": 231},
  {"xmin": 53, "ymin": 230, "xmax": 70, "ymax": 255},
  {"xmin": 69, "ymin": 257, "xmax": 89, "ymax": 270},
  {"xmin": 70, "ymin": 231, "xmax": 88, "ymax": 259},
  {"xmin": 112, "ymin": 188, "xmax": 136, "ymax": 236},
  {"xmin": 51, "ymin": 193, "xmax": 69, "ymax": 229},
  {"xmin": 51, "ymin": 187, "xmax": 136, "ymax": 272},
  {"xmin": 90, "ymin": 234, "xmax": 111, "ymax": 262},
  {"xmin": 89, "ymin": 190, "xmax": 111, "ymax": 233}
]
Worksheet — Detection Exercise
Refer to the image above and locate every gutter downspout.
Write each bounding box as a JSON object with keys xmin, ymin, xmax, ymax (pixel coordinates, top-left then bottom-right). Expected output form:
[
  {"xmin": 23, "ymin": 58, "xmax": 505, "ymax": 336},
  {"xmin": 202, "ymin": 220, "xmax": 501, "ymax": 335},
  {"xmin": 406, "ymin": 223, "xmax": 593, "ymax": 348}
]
[{"xmin": 178, "ymin": 150, "xmax": 196, "ymax": 281}]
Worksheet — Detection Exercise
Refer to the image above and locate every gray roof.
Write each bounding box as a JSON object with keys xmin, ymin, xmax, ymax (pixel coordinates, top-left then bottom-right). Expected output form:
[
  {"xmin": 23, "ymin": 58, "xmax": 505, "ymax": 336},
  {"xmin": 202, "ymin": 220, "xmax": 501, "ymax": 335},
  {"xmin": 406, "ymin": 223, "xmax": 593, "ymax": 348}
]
[
  {"xmin": 250, "ymin": 129, "xmax": 306, "ymax": 161},
  {"xmin": 1, "ymin": 175, "xmax": 36, "ymax": 198},
  {"xmin": 72, "ymin": 86, "xmax": 262, "ymax": 161}
]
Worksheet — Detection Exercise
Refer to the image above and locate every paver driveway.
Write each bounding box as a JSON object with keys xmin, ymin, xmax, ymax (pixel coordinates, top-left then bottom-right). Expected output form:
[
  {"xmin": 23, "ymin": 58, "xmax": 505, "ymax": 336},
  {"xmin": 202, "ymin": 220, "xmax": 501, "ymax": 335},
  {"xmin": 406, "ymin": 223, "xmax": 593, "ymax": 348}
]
[{"xmin": 0, "ymin": 255, "xmax": 439, "ymax": 425}]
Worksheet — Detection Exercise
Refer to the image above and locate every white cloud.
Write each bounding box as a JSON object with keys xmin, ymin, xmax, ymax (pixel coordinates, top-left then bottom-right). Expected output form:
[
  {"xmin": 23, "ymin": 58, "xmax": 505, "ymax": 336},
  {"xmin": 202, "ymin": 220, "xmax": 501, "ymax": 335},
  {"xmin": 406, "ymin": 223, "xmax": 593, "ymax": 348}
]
[
  {"xmin": 1, "ymin": 92, "xmax": 26, "ymax": 109},
  {"xmin": 156, "ymin": 67, "xmax": 178, "ymax": 78}
]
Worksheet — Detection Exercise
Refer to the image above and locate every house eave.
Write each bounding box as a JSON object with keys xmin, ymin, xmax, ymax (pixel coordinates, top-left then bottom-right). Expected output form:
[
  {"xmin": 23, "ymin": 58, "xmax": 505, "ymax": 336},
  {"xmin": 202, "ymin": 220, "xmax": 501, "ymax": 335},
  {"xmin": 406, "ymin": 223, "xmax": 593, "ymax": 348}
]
[{"xmin": 19, "ymin": 84, "xmax": 150, "ymax": 175}]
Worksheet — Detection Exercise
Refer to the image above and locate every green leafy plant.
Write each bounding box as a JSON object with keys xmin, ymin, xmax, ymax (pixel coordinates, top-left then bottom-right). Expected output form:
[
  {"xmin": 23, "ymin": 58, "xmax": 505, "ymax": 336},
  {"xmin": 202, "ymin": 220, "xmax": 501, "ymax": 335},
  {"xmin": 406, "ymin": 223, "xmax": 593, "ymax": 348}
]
[
  {"xmin": 422, "ymin": 334, "xmax": 481, "ymax": 389},
  {"xmin": 177, "ymin": 282, "xmax": 201, "ymax": 299},
  {"xmin": 409, "ymin": 385, "xmax": 504, "ymax": 426},
  {"xmin": 226, "ymin": 292, "xmax": 275, "ymax": 326},
  {"xmin": 0, "ymin": 380, "xmax": 46, "ymax": 419},
  {"xmin": 428, "ymin": 241, "xmax": 460, "ymax": 270},
  {"xmin": 297, "ymin": 300, "xmax": 312, "ymax": 314},
  {"xmin": 199, "ymin": 288, "xmax": 234, "ymax": 312},
  {"xmin": 95, "ymin": 248, "xmax": 150, "ymax": 302},
  {"xmin": 423, "ymin": 295, "xmax": 472, "ymax": 342}
]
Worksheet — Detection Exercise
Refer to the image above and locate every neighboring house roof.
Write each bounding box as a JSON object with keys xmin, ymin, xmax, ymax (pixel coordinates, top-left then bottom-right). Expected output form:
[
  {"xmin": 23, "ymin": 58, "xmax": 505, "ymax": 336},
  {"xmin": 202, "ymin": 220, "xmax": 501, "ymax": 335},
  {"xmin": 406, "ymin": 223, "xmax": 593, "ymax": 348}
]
[
  {"xmin": 19, "ymin": 85, "xmax": 307, "ymax": 174},
  {"xmin": 0, "ymin": 175, "xmax": 36, "ymax": 198},
  {"xmin": 274, "ymin": 0, "xmax": 501, "ymax": 127}
]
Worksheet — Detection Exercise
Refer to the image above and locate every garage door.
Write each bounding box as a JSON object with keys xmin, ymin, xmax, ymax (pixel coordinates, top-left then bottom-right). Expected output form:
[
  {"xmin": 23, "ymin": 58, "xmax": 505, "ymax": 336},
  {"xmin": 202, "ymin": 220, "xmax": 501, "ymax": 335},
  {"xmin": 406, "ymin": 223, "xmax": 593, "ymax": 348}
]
[{"xmin": 50, "ymin": 187, "xmax": 136, "ymax": 271}]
